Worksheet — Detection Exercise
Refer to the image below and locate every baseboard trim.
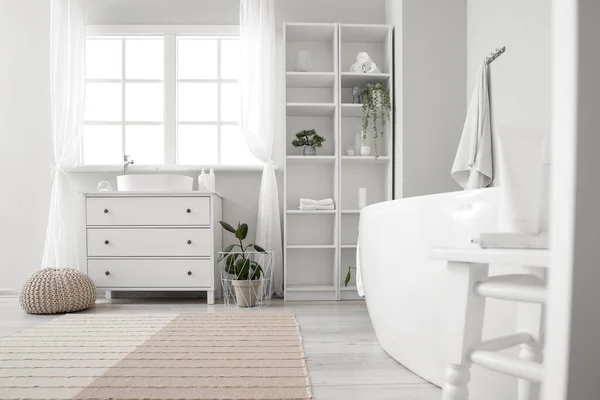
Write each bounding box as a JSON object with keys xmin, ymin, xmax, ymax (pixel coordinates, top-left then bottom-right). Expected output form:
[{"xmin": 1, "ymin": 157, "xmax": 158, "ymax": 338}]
[{"xmin": 0, "ymin": 289, "xmax": 19, "ymax": 297}]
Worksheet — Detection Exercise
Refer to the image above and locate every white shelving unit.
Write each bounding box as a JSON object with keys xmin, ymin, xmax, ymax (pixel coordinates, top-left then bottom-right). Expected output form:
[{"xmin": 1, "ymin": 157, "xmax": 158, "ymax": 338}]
[{"xmin": 284, "ymin": 23, "xmax": 393, "ymax": 301}]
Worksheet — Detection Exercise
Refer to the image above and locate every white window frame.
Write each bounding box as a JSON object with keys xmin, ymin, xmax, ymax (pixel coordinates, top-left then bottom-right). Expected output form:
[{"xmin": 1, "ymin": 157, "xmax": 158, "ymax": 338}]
[{"xmin": 73, "ymin": 25, "xmax": 263, "ymax": 173}]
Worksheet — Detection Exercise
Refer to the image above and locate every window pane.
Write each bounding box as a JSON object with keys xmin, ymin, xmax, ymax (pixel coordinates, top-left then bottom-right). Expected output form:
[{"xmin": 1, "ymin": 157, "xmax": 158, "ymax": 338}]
[
  {"xmin": 85, "ymin": 83, "xmax": 121, "ymax": 121},
  {"xmin": 125, "ymin": 38, "xmax": 164, "ymax": 79},
  {"xmin": 125, "ymin": 125, "xmax": 164, "ymax": 164},
  {"xmin": 86, "ymin": 39, "xmax": 122, "ymax": 79},
  {"xmin": 125, "ymin": 83, "xmax": 163, "ymax": 122},
  {"xmin": 177, "ymin": 83, "xmax": 218, "ymax": 122},
  {"xmin": 221, "ymin": 82, "xmax": 240, "ymax": 122},
  {"xmin": 221, "ymin": 125, "xmax": 259, "ymax": 165},
  {"xmin": 221, "ymin": 39, "xmax": 240, "ymax": 79},
  {"xmin": 177, "ymin": 125, "xmax": 218, "ymax": 164},
  {"xmin": 83, "ymin": 125, "xmax": 122, "ymax": 164},
  {"xmin": 177, "ymin": 39, "xmax": 217, "ymax": 79}
]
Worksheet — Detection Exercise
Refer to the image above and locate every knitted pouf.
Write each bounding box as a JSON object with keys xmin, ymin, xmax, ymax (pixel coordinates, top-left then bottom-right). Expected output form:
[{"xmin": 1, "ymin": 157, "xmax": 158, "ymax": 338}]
[{"xmin": 19, "ymin": 268, "xmax": 96, "ymax": 314}]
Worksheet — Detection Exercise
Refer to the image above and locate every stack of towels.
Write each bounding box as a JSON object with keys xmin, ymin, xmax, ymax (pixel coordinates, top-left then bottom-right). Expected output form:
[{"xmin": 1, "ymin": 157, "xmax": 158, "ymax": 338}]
[
  {"xmin": 349, "ymin": 52, "xmax": 380, "ymax": 74},
  {"xmin": 299, "ymin": 198, "xmax": 335, "ymax": 211}
]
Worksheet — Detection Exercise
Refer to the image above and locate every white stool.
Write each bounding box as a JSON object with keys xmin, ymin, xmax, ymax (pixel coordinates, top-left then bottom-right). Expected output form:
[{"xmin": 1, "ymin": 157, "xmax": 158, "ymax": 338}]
[{"xmin": 431, "ymin": 248, "xmax": 550, "ymax": 400}]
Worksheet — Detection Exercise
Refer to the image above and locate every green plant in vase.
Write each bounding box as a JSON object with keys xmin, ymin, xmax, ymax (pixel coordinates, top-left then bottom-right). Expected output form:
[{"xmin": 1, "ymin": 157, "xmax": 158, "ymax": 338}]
[
  {"xmin": 219, "ymin": 221, "xmax": 267, "ymax": 307},
  {"xmin": 292, "ymin": 129, "xmax": 326, "ymax": 156},
  {"xmin": 361, "ymin": 83, "xmax": 392, "ymax": 156}
]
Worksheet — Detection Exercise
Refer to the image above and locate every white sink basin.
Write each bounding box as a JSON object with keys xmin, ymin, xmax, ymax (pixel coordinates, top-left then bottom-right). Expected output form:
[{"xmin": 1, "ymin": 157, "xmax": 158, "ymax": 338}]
[{"xmin": 117, "ymin": 175, "xmax": 193, "ymax": 192}]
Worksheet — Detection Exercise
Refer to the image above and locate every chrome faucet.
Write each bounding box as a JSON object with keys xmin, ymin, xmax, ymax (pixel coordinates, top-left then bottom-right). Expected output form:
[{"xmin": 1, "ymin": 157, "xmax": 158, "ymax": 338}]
[{"xmin": 123, "ymin": 155, "xmax": 134, "ymax": 175}]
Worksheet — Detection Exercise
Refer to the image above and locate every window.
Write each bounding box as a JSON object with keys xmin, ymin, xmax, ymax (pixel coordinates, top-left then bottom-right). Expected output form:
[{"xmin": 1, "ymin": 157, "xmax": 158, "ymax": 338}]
[{"xmin": 83, "ymin": 28, "xmax": 259, "ymax": 167}]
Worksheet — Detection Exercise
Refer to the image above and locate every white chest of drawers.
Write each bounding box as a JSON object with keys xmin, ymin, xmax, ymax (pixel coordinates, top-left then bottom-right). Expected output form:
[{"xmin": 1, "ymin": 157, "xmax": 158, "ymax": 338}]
[{"xmin": 85, "ymin": 192, "xmax": 223, "ymax": 304}]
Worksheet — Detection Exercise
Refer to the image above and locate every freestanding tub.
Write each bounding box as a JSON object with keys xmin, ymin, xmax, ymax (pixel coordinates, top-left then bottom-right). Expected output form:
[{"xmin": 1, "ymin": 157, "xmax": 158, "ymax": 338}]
[{"xmin": 359, "ymin": 187, "xmax": 518, "ymax": 400}]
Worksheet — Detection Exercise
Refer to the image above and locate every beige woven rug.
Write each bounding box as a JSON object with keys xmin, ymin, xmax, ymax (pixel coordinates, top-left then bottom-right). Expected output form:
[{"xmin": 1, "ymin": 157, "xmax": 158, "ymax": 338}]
[{"xmin": 0, "ymin": 313, "xmax": 312, "ymax": 400}]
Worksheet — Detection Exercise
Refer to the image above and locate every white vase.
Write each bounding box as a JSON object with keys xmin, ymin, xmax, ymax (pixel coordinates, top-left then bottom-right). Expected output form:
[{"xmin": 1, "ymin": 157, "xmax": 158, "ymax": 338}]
[
  {"xmin": 232, "ymin": 279, "xmax": 261, "ymax": 307},
  {"xmin": 360, "ymin": 145, "xmax": 371, "ymax": 156},
  {"xmin": 354, "ymin": 132, "xmax": 362, "ymax": 154},
  {"xmin": 293, "ymin": 51, "xmax": 312, "ymax": 72},
  {"xmin": 358, "ymin": 188, "xmax": 367, "ymax": 209}
]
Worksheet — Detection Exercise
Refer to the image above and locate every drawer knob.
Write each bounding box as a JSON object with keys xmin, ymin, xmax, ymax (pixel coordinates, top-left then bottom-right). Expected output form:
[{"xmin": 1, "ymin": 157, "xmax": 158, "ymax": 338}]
[
  {"xmin": 187, "ymin": 271, "xmax": 192, "ymax": 276},
  {"xmin": 105, "ymin": 271, "xmax": 110, "ymax": 276},
  {"xmin": 104, "ymin": 209, "xmax": 109, "ymax": 214},
  {"xmin": 186, "ymin": 209, "xmax": 191, "ymax": 213},
  {"xmin": 187, "ymin": 240, "xmax": 192, "ymax": 245},
  {"xmin": 104, "ymin": 240, "xmax": 110, "ymax": 245}
]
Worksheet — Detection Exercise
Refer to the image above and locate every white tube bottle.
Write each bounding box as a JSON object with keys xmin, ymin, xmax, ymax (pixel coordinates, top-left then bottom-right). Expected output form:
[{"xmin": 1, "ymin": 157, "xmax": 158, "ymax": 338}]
[
  {"xmin": 207, "ymin": 168, "xmax": 216, "ymax": 192},
  {"xmin": 197, "ymin": 169, "xmax": 207, "ymax": 192}
]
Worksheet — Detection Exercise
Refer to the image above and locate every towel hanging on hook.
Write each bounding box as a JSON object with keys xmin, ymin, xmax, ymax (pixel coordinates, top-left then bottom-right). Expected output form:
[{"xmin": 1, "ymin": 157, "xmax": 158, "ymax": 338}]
[{"xmin": 486, "ymin": 46, "xmax": 507, "ymax": 64}]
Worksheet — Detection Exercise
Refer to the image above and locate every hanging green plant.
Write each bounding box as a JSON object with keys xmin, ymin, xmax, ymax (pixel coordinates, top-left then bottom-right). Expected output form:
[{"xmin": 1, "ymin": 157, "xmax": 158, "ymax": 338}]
[{"xmin": 361, "ymin": 83, "xmax": 392, "ymax": 155}]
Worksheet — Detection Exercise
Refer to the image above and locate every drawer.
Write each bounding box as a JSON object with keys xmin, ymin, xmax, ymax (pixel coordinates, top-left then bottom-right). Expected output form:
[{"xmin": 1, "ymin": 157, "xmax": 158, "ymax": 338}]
[
  {"xmin": 87, "ymin": 228, "xmax": 211, "ymax": 257},
  {"xmin": 86, "ymin": 197, "xmax": 210, "ymax": 226},
  {"xmin": 88, "ymin": 259, "xmax": 212, "ymax": 288}
]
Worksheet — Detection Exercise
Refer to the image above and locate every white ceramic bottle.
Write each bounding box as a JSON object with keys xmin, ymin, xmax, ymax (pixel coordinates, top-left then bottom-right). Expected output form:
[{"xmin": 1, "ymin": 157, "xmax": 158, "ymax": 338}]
[
  {"xmin": 198, "ymin": 169, "xmax": 208, "ymax": 192},
  {"xmin": 207, "ymin": 168, "xmax": 216, "ymax": 192}
]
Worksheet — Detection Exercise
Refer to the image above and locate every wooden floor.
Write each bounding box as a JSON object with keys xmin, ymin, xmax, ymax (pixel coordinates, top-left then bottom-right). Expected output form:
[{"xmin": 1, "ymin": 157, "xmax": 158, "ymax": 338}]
[{"xmin": 0, "ymin": 296, "xmax": 440, "ymax": 400}]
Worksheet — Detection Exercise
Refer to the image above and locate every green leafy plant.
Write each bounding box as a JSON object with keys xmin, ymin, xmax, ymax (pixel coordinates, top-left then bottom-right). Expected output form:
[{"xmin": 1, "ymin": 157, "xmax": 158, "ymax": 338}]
[
  {"xmin": 219, "ymin": 221, "xmax": 267, "ymax": 281},
  {"xmin": 361, "ymin": 83, "xmax": 392, "ymax": 154},
  {"xmin": 344, "ymin": 265, "xmax": 356, "ymax": 287},
  {"xmin": 291, "ymin": 129, "xmax": 326, "ymax": 148}
]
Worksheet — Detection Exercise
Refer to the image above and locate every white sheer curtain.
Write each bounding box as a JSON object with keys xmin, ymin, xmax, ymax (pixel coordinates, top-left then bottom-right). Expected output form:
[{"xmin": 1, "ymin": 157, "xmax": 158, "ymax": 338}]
[
  {"xmin": 239, "ymin": 0, "xmax": 283, "ymax": 297},
  {"xmin": 42, "ymin": 0, "xmax": 86, "ymax": 269}
]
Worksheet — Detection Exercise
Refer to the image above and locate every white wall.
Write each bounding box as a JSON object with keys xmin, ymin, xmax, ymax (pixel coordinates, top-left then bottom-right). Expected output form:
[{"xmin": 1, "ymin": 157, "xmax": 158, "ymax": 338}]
[
  {"xmin": 545, "ymin": 0, "xmax": 600, "ymax": 397},
  {"xmin": 86, "ymin": 0, "xmax": 386, "ymax": 25},
  {"xmin": 0, "ymin": 0, "xmax": 54, "ymax": 290},
  {"xmin": 0, "ymin": 0, "xmax": 386, "ymax": 290},
  {"xmin": 387, "ymin": 0, "xmax": 467, "ymax": 198},
  {"xmin": 467, "ymin": 0, "xmax": 551, "ymax": 186}
]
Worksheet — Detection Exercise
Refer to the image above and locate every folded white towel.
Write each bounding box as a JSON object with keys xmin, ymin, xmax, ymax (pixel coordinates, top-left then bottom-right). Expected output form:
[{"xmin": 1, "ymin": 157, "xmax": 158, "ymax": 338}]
[
  {"xmin": 356, "ymin": 52, "xmax": 370, "ymax": 64},
  {"xmin": 364, "ymin": 61, "xmax": 381, "ymax": 74},
  {"xmin": 349, "ymin": 62, "xmax": 366, "ymax": 73},
  {"xmin": 299, "ymin": 204, "xmax": 335, "ymax": 211},
  {"xmin": 299, "ymin": 198, "xmax": 334, "ymax": 206}
]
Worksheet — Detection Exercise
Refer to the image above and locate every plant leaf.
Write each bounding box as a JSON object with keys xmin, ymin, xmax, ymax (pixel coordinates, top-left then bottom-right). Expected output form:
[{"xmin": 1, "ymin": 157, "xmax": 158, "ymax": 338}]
[
  {"xmin": 238, "ymin": 223, "xmax": 248, "ymax": 240},
  {"xmin": 235, "ymin": 258, "xmax": 251, "ymax": 280},
  {"xmin": 344, "ymin": 269, "xmax": 352, "ymax": 287},
  {"xmin": 219, "ymin": 221, "xmax": 236, "ymax": 234},
  {"xmin": 249, "ymin": 244, "xmax": 267, "ymax": 253},
  {"xmin": 218, "ymin": 244, "xmax": 237, "ymax": 261}
]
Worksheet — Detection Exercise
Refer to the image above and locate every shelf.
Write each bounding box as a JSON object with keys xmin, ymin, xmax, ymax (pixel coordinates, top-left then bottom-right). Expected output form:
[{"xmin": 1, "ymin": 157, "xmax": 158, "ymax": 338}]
[
  {"xmin": 342, "ymin": 156, "xmax": 389, "ymax": 162},
  {"xmin": 287, "ymin": 155, "xmax": 336, "ymax": 163},
  {"xmin": 340, "ymin": 24, "xmax": 392, "ymax": 42},
  {"xmin": 286, "ymin": 284, "xmax": 336, "ymax": 292},
  {"xmin": 287, "ymin": 244, "xmax": 336, "ymax": 249},
  {"xmin": 287, "ymin": 72, "xmax": 335, "ymax": 88},
  {"xmin": 285, "ymin": 23, "xmax": 336, "ymax": 41},
  {"xmin": 341, "ymin": 244, "xmax": 358, "ymax": 249},
  {"xmin": 341, "ymin": 72, "xmax": 390, "ymax": 88},
  {"xmin": 287, "ymin": 103, "xmax": 336, "ymax": 116},
  {"xmin": 341, "ymin": 210, "xmax": 361, "ymax": 215},
  {"xmin": 341, "ymin": 103, "xmax": 363, "ymax": 117},
  {"xmin": 287, "ymin": 210, "xmax": 336, "ymax": 215}
]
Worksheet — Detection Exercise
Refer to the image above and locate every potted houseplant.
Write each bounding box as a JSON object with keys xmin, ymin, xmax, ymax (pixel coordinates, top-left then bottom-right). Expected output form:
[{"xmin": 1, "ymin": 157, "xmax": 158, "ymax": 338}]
[
  {"xmin": 361, "ymin": 83, "xmax": 392, "ymax": 156},
  {"xmin": 292, "ymin": 129, "xmax": 326, "ymax": 156},
  {"xmin": 219, "ymin": 221, "xmax": 267, "ymax": 307}
]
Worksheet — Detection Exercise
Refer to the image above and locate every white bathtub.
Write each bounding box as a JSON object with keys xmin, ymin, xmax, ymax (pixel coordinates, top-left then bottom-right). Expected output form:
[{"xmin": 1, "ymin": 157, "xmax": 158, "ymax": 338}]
[{"xmin": 359, "ymin": 187, "xmax": 517, "ymax": 399}]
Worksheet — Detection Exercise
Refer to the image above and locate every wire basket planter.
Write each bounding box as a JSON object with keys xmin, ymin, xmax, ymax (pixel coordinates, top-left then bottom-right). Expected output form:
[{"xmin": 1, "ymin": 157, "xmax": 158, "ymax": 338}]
[{"xmin": 219, "ymin": 251, "xmax": 274, "ymax": 308}]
